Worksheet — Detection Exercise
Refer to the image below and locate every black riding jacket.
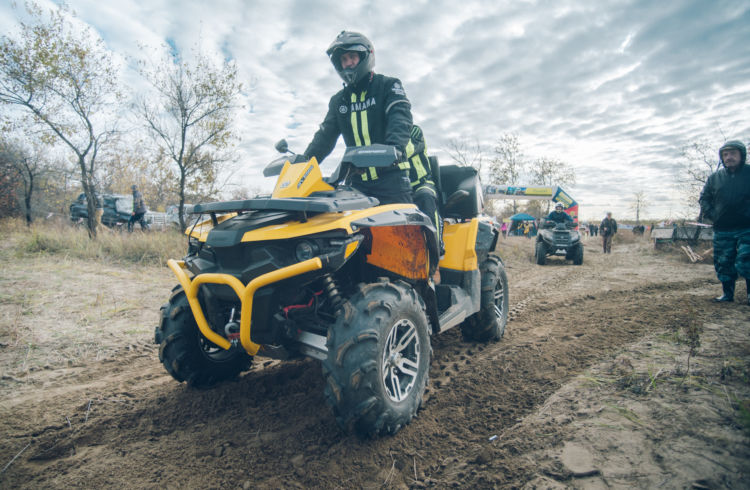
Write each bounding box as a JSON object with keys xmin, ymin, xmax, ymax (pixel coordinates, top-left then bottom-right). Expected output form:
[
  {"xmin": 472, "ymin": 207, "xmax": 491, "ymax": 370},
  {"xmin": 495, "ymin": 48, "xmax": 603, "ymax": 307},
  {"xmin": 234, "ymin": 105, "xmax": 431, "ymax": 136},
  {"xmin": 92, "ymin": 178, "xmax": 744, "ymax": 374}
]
[
  {"xmin": 304, "ymin": 73, "xmax": 413, "ymax": 168},
  {"xmin": 600, "ymin": 217, "xmax": 617, "ymax": 236},
  {"xmin": 547, "ymin": 210, "xmax": 572, "ymax": 223},
  {"xmin": 699, "ymin": 162, "xmax": 750, "ymax": 231}
]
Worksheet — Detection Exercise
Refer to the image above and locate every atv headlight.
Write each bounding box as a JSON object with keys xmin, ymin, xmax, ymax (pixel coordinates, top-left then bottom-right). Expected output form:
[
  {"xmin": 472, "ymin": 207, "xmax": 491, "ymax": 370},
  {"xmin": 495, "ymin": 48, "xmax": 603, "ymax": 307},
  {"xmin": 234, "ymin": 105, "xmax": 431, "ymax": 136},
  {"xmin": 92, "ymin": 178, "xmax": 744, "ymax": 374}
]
[{"xmin": 295, "ymin": 240, "xmax": 319, "ymax": 261}]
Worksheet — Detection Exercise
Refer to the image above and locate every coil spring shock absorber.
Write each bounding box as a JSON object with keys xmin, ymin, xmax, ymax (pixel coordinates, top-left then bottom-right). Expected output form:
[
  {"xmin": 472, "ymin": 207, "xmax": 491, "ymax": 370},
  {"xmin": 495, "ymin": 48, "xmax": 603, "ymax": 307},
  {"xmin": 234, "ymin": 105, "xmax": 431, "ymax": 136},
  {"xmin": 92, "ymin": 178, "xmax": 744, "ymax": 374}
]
[{"xmin": 322, "ymin": 275, "xmax": 344, "ymax": 311}]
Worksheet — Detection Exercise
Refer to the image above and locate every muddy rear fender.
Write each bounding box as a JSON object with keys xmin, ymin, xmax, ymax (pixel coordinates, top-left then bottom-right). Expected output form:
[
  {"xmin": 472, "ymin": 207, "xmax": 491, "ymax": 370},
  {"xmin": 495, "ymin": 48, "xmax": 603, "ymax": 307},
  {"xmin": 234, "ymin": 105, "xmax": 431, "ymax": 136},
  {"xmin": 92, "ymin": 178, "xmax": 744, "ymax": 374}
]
[{"xmin": 351, "ymin": 207, "xmax": 440, "ymax": 280}]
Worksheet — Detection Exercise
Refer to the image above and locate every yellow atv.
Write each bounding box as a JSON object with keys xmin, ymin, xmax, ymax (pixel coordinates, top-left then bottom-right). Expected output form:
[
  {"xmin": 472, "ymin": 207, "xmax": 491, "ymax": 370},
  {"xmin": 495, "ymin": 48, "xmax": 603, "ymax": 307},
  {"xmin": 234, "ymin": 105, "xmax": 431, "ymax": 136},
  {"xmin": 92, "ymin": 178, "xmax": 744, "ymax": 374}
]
[{"xmin": 154, "ymin": 141, "xmax": 509, "ymax": 437}]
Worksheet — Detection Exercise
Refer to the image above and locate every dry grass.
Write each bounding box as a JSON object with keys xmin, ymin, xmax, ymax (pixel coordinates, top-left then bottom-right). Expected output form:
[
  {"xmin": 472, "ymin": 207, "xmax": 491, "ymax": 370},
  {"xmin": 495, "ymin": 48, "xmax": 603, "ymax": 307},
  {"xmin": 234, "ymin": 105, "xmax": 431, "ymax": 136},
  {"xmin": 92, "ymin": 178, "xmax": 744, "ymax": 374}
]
[
  {"xmin": 0, "ymin": 219, "xmax": 179, "ymax": 375},
  {"xmin": 0, "ymin": 218, "xmax": 186, "ymax": 267},
  {"xmin": 612, "ymin": 230, "xmax": 645, "ymax": 245},
  {"xmin": 0, "ymin": 219, "xmax": 185, "ymax": 374},
  {"xmin": 494, "ymin": 236, "xmax": 535, "ymax": 263}
]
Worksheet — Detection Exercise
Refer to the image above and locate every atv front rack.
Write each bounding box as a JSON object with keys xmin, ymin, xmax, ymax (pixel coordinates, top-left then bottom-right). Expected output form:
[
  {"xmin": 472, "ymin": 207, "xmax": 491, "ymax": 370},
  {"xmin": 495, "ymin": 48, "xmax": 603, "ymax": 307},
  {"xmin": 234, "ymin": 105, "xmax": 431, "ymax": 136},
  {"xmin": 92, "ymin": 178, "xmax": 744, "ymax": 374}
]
[
  {"xmin": 167, "ymin": 257, "xmax": 324, "ymax": 356},
  {"xmin": 192, "ymin": 190, "xmax": 379, "ymax": 214}
]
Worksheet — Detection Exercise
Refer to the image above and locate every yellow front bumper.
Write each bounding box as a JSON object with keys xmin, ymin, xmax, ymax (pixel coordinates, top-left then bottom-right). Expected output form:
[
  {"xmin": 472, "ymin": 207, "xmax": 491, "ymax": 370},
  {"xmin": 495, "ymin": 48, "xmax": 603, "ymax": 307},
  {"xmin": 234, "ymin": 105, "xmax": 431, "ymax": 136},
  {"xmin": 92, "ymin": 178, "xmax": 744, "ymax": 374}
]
[{"xmin": 167, "ymin": 257, "xmax": 324, "ymax": 356}]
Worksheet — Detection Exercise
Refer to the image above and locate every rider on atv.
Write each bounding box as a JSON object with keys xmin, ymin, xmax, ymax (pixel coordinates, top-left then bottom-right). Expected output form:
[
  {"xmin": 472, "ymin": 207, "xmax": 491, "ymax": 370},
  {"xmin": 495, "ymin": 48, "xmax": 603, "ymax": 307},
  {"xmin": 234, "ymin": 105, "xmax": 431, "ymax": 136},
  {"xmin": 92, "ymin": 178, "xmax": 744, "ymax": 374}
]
[
  {"xmin": 304, "ymin": 31, "xmax": 414, "ymax": 206},
  {"xmin": 546, "ymin": 202, "xmax": 573, "ymax": 224},
  {"xmin": 153, "ymin": 32, "xmax": 509, "ymax": 439}
]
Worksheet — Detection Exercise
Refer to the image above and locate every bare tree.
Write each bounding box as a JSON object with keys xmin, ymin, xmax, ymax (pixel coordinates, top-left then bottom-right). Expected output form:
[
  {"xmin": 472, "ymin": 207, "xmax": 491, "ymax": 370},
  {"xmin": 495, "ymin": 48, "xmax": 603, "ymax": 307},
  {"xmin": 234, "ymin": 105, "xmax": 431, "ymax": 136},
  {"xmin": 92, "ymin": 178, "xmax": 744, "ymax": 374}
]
[
  {"xmin": 489, "ymin": 133, "xmax": 526, "ymax": 213},
  {"xmin": 445, "ymin": 136, "xmax": 486, "ymax": 173},
  {"xmin": 529, "ymin": 157, "xmax": 576, "ymax": 187},
  {"xmin": 137, "ymin": 46, "xmax": 242, "ymax": 230},
  {"xmin": 674, "ymin": 140, "xmax": 719, "ymax": 214},
  {"xmin": 523, "ymin": 199, "xmax": 545, "ymax": 219},
  {"xmin": 630, "ymin": 190, "xmax": 648, "ymax": 224},
  {"xmin": 529, "ymin": 156, "xmax": 576, "ymax": 213},
  {"xmin": 0, "ymin": 3, "xmax": 121, "ymax": 237}
]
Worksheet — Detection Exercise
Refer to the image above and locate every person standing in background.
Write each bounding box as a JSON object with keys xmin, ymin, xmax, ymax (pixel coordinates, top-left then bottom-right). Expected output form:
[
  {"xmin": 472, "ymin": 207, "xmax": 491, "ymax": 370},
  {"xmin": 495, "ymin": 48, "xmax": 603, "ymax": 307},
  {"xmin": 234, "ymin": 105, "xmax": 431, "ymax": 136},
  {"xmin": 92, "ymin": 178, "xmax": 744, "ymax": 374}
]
[
  {"xmin": 600, "ymin": 212, "xmax": 617, "ymax": 253},
  {"xmin": 128, "ymin": 184, "xmax": 149, "ymax": 232}
]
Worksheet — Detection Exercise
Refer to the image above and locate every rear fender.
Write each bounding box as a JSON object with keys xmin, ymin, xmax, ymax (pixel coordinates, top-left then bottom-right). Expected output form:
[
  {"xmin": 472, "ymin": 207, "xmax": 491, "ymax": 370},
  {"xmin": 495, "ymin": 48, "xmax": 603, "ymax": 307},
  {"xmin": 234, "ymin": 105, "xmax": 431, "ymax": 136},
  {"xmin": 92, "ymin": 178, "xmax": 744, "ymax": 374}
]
[
  {"xmin": 439, "ymin": 218, "xmax": 480, "ymax": 272},
  {"xmin": 351, "ymin": 208, "xmax": 440, "ymax": 280}
]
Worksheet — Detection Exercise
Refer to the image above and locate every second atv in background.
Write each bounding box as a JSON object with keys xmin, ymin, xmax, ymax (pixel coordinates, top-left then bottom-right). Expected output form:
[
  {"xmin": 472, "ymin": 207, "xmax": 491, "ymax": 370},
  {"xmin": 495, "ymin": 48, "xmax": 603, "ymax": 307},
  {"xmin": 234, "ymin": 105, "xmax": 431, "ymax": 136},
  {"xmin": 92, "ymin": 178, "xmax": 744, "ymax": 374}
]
[{"xmin": 535, "ymin": 219, "xmax": 583, "ymax": 265}]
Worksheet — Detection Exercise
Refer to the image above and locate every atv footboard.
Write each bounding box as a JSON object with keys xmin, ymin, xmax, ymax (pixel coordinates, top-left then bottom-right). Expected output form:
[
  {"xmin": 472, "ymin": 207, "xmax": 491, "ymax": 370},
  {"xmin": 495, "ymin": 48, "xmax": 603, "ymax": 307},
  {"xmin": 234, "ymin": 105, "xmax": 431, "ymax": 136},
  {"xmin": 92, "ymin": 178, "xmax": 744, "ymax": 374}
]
[
  {"xmin": 167, "ymin": 257, "xmax": 325, "ymax": 356},
  {"xmin": 434, "ymin": 269, "xmax": 480, "ymax": 332}
]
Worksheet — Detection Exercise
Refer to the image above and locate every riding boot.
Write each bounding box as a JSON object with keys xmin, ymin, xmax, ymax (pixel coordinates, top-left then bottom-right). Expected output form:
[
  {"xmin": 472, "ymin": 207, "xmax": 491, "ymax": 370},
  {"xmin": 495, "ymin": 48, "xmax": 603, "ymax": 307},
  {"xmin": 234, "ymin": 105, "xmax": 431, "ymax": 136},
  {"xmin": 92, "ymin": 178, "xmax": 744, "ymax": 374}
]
[{"xmin": 713, "ymin": 281, "xmax": 735, "ymax": 302}]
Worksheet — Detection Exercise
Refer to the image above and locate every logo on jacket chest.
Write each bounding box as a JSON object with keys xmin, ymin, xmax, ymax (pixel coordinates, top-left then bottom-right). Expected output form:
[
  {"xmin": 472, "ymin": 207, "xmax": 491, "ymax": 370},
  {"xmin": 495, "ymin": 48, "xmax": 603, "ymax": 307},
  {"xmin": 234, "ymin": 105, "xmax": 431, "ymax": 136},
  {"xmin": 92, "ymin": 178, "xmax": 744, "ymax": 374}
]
[{"xmin": 350, "ymin": 97, "xmax": 376, "ymax": 112}]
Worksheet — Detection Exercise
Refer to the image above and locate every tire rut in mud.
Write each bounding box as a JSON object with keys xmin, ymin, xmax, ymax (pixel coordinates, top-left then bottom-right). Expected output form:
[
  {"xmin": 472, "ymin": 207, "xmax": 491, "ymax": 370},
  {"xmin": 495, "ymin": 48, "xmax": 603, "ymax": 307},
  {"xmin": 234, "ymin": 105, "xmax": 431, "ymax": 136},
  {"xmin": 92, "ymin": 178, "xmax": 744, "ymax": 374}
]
[
  {"xmin": 425, "ymin": 276, "xmax": 711, "ymax": 399},
  {"xmin": 413, "ymin": 279, "xmax": 718, "ymax": 487},
  {"xmin": 1, "ymin": 274, "xmax": 719, "ymax": 488}
]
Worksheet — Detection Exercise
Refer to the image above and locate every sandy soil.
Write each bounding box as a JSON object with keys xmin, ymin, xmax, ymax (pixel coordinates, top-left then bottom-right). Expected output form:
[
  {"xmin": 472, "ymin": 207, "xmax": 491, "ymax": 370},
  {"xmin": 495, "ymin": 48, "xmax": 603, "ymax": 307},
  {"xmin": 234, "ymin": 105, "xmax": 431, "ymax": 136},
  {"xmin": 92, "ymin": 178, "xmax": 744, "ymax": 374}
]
[{"xmin": 1, "ymin": 234, "xmax": 748, "ymax": 489}]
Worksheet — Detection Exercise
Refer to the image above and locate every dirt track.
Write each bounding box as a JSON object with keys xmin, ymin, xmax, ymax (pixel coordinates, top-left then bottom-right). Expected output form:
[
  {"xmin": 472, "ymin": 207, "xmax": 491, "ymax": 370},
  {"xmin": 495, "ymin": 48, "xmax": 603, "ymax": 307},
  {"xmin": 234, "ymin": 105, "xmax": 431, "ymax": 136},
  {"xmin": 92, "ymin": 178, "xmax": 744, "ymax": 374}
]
[{"xmin": 1, "ymin": 235, "xmax": 749, "ymax": 488}]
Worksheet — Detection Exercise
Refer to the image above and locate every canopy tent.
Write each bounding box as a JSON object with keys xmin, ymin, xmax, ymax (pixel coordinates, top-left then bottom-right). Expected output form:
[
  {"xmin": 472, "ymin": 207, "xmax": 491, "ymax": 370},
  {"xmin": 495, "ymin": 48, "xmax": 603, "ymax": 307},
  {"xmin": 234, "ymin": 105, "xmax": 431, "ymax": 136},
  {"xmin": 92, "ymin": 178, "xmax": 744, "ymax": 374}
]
[
  {"xmin": 508, "ymin": 213, "xmax": 537, "ymax": 236},
  {"xmin": 509, "ymin": 212, "xmax": 536, "ymax": 221}
]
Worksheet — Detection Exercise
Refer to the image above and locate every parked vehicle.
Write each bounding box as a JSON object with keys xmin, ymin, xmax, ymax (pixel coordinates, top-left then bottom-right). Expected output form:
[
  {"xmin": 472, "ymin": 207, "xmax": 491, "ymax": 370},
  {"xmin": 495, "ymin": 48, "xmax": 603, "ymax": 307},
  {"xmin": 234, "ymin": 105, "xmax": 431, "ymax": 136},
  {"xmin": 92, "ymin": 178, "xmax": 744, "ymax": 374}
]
[
  {"xmin": 165, "ymin": 204, "xmax": 196, "ymax": 229},
  {"xmin": 154, "ymin": 141, "xmax": 509, "ymax": 437},
  {"xmin": 69, "ymin": 193, "xmax": 133, "ymax": 229},
  {"xmin": 143, "ymin": 211, "xmax": 167, "ymax": 230},
  {"xmin": 69, "ymin": 193, "xmax": 97, "ymax": 223}
]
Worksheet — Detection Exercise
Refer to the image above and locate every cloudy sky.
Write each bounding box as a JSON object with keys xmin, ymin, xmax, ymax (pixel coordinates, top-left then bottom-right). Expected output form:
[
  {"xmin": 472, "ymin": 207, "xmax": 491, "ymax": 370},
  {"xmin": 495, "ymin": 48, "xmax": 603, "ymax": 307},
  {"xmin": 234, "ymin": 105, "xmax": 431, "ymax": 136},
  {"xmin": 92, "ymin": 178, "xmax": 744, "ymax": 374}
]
[{"xmin": 2, "ymin": 0, "xmax": 749, "ymax": 220}]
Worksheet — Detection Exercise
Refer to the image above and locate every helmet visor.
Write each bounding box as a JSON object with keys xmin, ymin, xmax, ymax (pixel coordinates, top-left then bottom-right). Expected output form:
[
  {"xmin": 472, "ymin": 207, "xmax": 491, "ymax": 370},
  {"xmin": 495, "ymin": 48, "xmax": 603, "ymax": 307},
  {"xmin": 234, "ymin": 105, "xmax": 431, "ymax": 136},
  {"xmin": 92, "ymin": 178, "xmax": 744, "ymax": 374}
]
[{"xmin": 329, "ymin": 44, "xmax": 368, "ymax": 70}]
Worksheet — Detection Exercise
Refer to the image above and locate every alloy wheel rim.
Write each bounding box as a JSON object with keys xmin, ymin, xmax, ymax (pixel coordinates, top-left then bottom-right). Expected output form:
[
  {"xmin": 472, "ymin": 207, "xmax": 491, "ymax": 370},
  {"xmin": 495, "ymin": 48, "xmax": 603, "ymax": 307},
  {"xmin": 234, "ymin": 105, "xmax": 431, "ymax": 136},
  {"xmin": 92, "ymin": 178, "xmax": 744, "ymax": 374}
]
[
  {"xmin": 493, "ymin": 279, "xmax": 505, "ymax": 318},
  {"xmin": 382, "ymin": 318, "xmax": 420, "ymax": 402}
]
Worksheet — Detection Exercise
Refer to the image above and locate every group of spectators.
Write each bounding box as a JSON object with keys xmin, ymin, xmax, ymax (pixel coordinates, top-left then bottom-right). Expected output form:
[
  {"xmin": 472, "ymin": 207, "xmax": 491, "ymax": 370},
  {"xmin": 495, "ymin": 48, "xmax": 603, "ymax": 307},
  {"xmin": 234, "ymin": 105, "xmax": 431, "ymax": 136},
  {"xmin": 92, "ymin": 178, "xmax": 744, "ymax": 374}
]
[
  {"xmin": 584, "ymin": 223, "xmax": 600, "ymax": 237},
  {"xmin": 500, "ymin": 220, "xmax": 536, "ymax": 238}
]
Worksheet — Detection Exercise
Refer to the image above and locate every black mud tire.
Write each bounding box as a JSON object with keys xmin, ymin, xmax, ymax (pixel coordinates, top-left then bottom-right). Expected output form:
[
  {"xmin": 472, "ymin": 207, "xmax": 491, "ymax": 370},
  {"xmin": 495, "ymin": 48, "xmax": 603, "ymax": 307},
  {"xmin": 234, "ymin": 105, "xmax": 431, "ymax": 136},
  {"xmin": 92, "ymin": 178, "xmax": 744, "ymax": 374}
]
[
  {"xmin": 461, "ymin": 255, "xmax": 509, "ymax": 342},
  {"xmin": 573, "ymin": 243, "xmax": 584, "ymax": 265},
  {"xmin": 322, "ymin": 278, "xmax": 431, "ymax": 438},
  {"xmin": 155, "ymin": 287, "xmax": 252, "ymax": 388},
  {"xmin": 535, "ymin": 241, "xmax": 547, "ymax": 265}
]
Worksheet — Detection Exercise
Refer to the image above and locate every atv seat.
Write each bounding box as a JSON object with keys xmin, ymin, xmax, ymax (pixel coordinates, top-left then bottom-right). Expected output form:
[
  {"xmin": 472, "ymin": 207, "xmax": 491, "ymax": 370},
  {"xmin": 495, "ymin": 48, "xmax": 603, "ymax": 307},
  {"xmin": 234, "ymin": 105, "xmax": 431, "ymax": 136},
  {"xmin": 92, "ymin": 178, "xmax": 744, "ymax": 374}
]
[{"xmin": 438, "ymin": 165, "xmax": 483, "ymax": 219}]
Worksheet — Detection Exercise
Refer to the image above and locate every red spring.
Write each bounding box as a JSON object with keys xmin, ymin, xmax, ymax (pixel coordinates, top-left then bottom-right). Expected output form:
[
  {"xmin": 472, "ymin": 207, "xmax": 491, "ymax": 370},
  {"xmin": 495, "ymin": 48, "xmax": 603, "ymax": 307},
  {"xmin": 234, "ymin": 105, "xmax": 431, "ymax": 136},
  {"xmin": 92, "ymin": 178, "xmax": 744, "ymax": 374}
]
[{"xmin": 282, "ymin": 290, "xmax": 323, "ymax": 318}]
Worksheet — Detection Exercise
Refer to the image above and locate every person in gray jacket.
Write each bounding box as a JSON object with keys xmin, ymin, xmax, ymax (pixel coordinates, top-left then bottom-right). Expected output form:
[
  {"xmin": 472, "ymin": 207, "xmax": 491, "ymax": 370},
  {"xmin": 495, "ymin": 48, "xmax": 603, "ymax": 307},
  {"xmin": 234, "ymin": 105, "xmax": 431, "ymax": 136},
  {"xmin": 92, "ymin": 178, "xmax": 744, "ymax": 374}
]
[
  {"xmin": 128, "ymin": 184, "xmax": 149, "ymax": 232},
  {"xmin": 699, "ymin": 140, "xmax": 750, "ymax": 304}
]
